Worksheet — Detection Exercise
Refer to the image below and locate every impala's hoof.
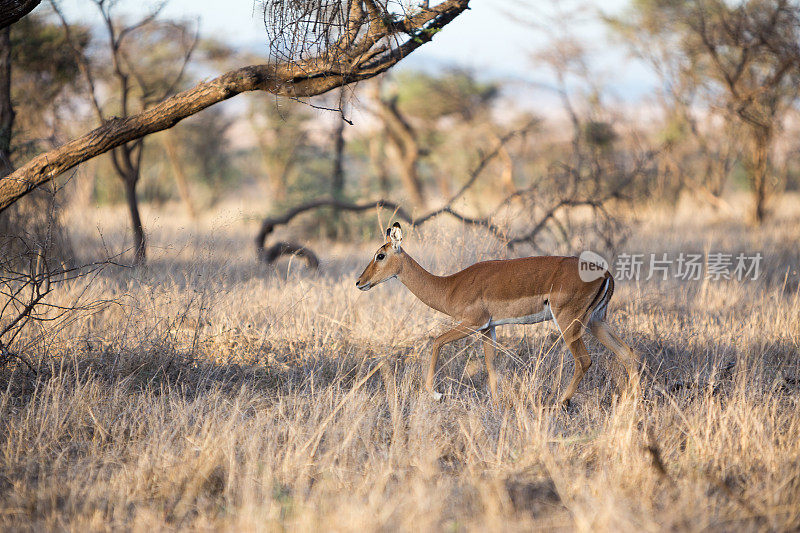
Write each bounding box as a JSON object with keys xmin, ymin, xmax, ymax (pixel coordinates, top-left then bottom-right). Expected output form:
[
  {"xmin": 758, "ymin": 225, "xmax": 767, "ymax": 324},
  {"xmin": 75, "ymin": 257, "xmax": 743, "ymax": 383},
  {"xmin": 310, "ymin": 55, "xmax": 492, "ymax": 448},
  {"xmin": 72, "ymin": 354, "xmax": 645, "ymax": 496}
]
[{"xmin": 431, "ymin": 391, "xmax": 443, "ymax": 401}]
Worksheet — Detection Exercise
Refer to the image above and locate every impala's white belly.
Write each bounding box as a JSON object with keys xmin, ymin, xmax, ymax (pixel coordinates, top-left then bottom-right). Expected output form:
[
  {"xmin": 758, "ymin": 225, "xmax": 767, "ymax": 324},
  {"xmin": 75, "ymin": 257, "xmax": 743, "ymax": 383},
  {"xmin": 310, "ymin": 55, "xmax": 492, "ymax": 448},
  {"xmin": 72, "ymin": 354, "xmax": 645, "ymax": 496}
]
[{"xmin": 480, "ymin": 305, "xmax": 553, "ymax": 329}]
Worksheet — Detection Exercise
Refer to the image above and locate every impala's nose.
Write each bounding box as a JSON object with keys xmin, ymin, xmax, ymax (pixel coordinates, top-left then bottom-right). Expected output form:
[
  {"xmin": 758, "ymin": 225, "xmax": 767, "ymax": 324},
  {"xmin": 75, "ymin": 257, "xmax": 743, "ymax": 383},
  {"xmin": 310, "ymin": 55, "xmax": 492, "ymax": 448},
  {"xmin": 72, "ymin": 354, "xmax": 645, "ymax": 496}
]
[{"xmin": 355, "ymin": 280, "xmax": 359, "ymax": 286}]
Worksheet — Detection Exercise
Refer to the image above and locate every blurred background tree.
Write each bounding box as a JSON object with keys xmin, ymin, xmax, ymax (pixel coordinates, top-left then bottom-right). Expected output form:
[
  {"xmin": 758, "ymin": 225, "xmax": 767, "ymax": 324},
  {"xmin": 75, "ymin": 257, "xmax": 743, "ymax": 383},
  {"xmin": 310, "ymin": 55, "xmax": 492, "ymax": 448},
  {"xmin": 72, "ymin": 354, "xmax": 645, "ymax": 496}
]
[
  {"xmin": 612, "ymin": 0, "xmax": 800, "ymax": 223},
  {"xmin": 367, "ymin": 69, "xmax": 505, "ymax": 209},
  {"xmin": 0, "ymin": 10, "xmax": 87, "ymax": 268},
  {"xmin": 55, "ymin": 0, "xmax": 199, "ymax": 265},
  {"xmin": 248, "ymin": 96, "xmax": 312, "ymax": 204}
]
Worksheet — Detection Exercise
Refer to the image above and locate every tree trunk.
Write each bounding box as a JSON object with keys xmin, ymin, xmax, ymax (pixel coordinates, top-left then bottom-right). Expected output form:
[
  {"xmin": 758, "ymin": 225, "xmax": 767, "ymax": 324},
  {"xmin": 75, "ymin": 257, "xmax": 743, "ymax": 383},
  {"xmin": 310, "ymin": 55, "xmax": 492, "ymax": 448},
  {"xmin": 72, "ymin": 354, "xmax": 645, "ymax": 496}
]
[
  {"xmin": 378, "ymin": 96, "xmax": 426, "ymax": 208},
  {"xmin": 0, "ymin": 27, "xmax": 13, "ymax": 176},
  {"xmin": 123, "ymin": 173, "xmax": 146, "ymax": 266},
  {"xmin": 0, "ymin": 25, "xmax": 74, "ymax": 267},
  {"xmin": 251, "ymin": 121, "xmax": 289, "ymax": 201},
  {"xmin": 748, "ymin": 132, "xmax": 770, "ymax": 224},
  {"xmin": 368, "ymin": 135, "xmax": 390, "ymax": 195},
  {"xmin": 397, "ymin": 145, "xmax": 425, "ymax": 207},
  {"xmin": 436, "ymin": 166, "xmax": 450, "ymax": 198},
  {"xmin": 332, "ymin": 105, "xmax": 346, "ymax": 199},
  {"xmin": 499, "ymin": 145, "xmax": 514, "ymax": 194},
  {"xmin": 260, "ymin": 149, "xmax": 287, "ymax": 202}
]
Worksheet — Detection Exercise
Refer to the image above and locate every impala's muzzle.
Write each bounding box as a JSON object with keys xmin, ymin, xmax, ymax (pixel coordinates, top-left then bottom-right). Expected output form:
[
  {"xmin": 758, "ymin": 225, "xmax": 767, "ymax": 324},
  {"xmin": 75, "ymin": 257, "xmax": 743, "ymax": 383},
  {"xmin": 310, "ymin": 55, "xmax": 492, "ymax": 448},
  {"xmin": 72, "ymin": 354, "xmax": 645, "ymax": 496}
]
[{"xmin": 355, "ymin": 279, "xmax": 373, "ymax": 291}]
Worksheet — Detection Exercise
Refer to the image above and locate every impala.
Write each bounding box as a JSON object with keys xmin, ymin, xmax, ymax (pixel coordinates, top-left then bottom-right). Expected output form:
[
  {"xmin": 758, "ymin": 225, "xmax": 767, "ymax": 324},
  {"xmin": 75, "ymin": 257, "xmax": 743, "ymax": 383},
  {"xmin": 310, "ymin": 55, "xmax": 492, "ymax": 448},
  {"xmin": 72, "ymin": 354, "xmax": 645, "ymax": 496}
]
[{"xmin": 355, "ymin": 223, "xmax": 639, "ymax": 406}]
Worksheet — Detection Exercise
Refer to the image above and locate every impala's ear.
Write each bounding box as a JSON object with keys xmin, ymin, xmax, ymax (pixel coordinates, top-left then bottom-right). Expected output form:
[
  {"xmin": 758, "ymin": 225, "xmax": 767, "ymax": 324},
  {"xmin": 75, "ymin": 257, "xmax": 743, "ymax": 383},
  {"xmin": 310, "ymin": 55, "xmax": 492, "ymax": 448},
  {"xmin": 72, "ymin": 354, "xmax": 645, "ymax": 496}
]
[{"xmin": 388, "ymin": 222, "xmax": 403, "ymax": 250}]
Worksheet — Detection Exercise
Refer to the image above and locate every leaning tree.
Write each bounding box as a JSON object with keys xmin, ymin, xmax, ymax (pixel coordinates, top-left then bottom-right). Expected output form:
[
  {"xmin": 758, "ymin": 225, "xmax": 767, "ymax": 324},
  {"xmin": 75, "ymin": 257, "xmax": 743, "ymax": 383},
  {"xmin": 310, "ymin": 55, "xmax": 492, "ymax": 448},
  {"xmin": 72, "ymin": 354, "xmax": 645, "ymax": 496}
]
[{"xmin": 0, "ymin": 0, "xmax": 471, "ymax": 219}]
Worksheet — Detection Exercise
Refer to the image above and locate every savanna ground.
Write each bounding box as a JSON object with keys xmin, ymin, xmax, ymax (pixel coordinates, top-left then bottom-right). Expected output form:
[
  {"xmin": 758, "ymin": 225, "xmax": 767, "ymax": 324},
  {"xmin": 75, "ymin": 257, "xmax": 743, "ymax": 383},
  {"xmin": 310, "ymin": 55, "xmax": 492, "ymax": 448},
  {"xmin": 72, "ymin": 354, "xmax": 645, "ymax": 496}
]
[{"xmin": 1, "ymin": 193, "xmax": 799, "ymax": 531}]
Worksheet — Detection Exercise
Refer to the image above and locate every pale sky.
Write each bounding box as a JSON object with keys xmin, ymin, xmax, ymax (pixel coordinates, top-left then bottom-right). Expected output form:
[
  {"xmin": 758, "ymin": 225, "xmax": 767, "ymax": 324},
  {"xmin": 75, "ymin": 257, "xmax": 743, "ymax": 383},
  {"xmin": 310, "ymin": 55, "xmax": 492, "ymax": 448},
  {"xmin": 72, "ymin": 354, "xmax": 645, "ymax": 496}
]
[{"xmin": 48, "ymin": 0, "xmax": 656, "ymax": 101}]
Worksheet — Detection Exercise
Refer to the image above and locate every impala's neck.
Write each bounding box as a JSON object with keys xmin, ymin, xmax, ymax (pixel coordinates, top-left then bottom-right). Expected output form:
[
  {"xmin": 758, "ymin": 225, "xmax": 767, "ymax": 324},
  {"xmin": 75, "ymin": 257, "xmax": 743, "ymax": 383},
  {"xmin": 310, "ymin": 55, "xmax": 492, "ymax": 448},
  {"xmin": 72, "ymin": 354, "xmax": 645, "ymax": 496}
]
[{"xmin": 397, "ymin": 250, "xmax": 453, "ymax": 316}]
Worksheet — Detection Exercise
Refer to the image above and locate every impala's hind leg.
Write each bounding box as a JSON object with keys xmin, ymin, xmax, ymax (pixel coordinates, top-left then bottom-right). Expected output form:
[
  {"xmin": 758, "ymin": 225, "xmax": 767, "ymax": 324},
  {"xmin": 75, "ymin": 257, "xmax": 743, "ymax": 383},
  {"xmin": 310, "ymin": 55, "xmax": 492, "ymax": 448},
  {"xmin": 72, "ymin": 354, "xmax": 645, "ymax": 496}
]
[
  {"xmin": 553, "ymin": 312, "xmax": 591, "ymax": 407},
  {"xmin": 590, "ymin": 320, "xmax": 639, "ymax": 393},
  {"xmin": 561, "ymin": 337, "xmax": 591, "ymax": 407}
]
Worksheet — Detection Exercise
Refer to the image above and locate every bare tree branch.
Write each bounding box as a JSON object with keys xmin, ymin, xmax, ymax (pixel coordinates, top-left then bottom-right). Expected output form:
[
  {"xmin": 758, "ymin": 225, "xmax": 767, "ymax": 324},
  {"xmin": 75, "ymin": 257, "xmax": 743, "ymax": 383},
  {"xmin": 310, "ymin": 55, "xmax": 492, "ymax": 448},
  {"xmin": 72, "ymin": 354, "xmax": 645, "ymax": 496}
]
[
  {"xmin": 0, "ymin": 0, "xmax": 42, "ymax": 29},
  {"xmin": 0, "ymin": 0, "xmax": 471, "ymax": 213},
  {"xmin": 259, "ymin": 241, "xmax": 320, "ymax": 269}
]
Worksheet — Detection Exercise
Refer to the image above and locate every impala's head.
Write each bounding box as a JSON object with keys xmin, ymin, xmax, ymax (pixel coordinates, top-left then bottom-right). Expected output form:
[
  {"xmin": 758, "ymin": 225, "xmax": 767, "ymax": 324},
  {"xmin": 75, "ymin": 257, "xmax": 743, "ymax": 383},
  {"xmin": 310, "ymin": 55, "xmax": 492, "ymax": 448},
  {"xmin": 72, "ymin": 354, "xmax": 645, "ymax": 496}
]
[{"xmin": 355, "ymin": 222, "xmax": 404, "ymax": 291}]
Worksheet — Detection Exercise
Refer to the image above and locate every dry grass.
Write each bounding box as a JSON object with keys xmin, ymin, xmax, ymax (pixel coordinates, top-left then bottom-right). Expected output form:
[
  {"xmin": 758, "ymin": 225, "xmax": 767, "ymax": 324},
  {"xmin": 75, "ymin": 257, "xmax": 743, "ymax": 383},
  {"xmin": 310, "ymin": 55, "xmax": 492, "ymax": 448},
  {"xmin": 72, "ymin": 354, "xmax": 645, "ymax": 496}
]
[{"xmin": 1, "ymin": 194, "xmax": 799, "ymax": 531}]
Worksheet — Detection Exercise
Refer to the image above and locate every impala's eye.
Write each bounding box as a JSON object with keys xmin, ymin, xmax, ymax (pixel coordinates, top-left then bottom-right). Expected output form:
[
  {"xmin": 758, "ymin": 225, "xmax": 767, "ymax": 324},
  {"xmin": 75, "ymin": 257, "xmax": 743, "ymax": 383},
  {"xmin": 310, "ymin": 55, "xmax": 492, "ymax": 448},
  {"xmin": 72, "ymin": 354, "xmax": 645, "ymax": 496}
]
[{"xmin": 376, "ymin": 253, "xmax": 386, "ymax": 261}]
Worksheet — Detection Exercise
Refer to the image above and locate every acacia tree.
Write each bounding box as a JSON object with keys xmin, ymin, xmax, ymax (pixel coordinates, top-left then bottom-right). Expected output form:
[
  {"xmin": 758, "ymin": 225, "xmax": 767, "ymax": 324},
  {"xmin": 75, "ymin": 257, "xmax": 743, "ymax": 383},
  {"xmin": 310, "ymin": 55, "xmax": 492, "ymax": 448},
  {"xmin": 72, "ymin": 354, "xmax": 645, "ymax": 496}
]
[
  {"xmin": 617, "ymin": 0, "xmax": 800, "ymax": 222},
  {"xmin": 0, "ymin": 0, "xmax": 471, "ymax": 220},
  {"xmin": 367, "ymin": 70, "xmax": 496, "ymax": 208}
]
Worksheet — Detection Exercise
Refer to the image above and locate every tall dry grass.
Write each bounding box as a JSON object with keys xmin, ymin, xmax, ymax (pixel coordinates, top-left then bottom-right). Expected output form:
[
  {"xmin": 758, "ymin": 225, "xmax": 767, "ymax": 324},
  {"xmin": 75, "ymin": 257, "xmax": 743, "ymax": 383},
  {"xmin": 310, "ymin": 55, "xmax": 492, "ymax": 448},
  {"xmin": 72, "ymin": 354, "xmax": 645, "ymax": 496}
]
[{"xmin": 0, "ymin": 194, "xmax": 799, "ymax": 531}]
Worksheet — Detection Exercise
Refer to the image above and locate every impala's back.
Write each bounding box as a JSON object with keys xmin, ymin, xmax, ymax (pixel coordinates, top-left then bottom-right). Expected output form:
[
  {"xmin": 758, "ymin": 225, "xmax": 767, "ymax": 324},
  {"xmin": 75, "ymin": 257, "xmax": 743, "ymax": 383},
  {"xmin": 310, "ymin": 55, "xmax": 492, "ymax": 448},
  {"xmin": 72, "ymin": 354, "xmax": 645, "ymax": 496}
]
[{"xmin": 442, "ymin": 256, "xmax": 611, "ymax": 327}]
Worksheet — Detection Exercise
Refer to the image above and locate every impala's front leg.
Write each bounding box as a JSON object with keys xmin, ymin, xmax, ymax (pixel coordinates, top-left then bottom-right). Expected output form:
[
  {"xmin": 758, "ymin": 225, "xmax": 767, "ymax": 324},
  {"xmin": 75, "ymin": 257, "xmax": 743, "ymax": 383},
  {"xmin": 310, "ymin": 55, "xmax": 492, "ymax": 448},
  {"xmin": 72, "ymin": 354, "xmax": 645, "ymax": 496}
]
[{"xmin": 426, "ymin": 322, "xmax": 481, "ymax": 400}]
